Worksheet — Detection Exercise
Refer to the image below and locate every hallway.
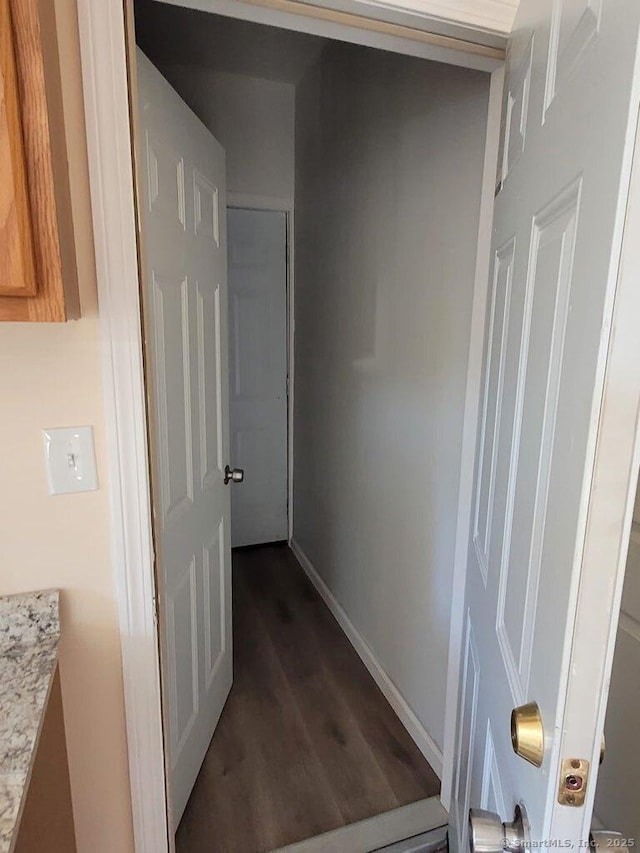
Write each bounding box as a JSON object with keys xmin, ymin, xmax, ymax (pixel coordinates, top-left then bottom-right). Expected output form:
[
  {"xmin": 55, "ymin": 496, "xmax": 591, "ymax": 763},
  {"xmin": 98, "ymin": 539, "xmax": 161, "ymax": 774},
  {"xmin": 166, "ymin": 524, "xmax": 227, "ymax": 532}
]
[{"xmin": 176, "ymin": 544, "xmax": 440, "ymax": 853}]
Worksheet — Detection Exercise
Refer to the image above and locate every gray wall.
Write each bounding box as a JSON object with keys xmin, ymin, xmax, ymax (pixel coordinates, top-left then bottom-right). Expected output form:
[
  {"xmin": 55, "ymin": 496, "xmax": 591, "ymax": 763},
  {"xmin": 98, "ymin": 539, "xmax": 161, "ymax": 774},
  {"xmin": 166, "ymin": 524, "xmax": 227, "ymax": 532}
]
[
  {"xmin": 594, "ymin": 483, "xmax": 640, "ymax": 840},
  {"xmin": 293, "ymin": 43, "xmax": 490, "ymax": 755},
  {"xmin": 143, "ymin": 63, "xmax": 295, "ymax": 201}
]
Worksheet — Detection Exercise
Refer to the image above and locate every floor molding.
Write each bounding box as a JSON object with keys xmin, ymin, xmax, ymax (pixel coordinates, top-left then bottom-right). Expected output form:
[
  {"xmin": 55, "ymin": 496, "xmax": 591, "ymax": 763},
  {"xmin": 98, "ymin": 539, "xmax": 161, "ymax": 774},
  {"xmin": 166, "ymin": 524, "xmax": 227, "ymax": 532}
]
[
  {"xmin": 289, "ymin": 540, "xmax": 444, "ymax": 778},
  {"xmin": 273, "ymin": 797, "xmax": 448, "ymax": 853},
  {"xmin": 376, "ymin": 825, "xmax": 449, "ymax": 853}
]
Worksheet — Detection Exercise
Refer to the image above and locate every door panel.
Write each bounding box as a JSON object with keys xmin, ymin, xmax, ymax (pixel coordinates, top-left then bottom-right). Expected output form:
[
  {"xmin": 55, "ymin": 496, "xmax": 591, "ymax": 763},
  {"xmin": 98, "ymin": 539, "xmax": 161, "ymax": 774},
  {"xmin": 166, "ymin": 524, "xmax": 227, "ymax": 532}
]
[
  {"xmin": 196, "ymin": 281, "xmax": 224, "ymax": 490},
  {"xmin": 169, "ymin": 557, "xmax": 198, "ymax": 752},
  {"xmin": 455, "ymin": 0, "xmax": 640, "ymax": 847},
  {"xmin": 228, "ymin": 208, "xmax": 288, "ymax": 547},
  {"xmin": 151, "ymin": 273, "xmax": 193, "ymax": 522},
  {"xmin": 473, "ymin": 235, "xmax": 514, "ymax": 588},
  {"xmin": 496, "ymin": 179, "xmax": 580, "ymax": 706},
  {"xmin": 137, "ymin": 49, "xmax": 232, "ymax": 829},
  {"xmin": 544, "ymin": 0, "xmax": 602, "ymax": 114},
  {"xmin": 203, "ymin": 520, "xmax": 226, "ymax": 687}
]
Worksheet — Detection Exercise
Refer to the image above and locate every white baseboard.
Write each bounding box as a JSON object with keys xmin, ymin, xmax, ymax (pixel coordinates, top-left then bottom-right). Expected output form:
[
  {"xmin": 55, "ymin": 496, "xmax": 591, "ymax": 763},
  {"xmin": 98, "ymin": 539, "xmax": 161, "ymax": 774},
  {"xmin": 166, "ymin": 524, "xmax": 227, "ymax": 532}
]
[{"xmin": 289, "ymin": 539, "xmax": 444, "ymax": 779}]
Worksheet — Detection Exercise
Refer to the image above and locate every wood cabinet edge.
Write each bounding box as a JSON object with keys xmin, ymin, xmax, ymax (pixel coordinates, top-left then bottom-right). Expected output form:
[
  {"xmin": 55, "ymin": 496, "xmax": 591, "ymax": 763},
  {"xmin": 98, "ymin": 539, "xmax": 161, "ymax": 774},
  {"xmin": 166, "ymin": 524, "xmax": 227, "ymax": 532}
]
[{"xmin": 0, "ymin": 0, "xmax": 81, "ymax": 322}]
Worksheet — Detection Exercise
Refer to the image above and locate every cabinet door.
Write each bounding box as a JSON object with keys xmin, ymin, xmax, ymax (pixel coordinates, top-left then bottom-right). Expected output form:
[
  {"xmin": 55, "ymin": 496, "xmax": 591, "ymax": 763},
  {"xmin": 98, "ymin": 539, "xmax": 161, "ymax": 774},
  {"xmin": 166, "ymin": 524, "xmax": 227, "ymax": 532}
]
[{"xmin": 0, "ymin": 0, "xmax": 37, "ymax": 297}]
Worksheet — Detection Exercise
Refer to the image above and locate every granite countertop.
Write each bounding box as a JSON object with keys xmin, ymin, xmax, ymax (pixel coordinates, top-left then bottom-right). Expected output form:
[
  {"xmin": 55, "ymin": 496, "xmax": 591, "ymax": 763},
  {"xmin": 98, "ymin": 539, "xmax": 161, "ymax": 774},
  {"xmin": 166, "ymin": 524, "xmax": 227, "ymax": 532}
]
[{"xmin": 0, "ymin": 590, "xmax": 60, "ymax": 853}]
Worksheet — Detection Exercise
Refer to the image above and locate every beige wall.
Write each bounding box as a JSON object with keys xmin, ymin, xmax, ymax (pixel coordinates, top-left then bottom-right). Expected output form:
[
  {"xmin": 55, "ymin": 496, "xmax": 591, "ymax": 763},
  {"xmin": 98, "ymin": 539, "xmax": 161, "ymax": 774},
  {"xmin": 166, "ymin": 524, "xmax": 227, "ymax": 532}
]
[{"xmin": 0, "ymin": 1, "xmax": 134, "ymax": 850}]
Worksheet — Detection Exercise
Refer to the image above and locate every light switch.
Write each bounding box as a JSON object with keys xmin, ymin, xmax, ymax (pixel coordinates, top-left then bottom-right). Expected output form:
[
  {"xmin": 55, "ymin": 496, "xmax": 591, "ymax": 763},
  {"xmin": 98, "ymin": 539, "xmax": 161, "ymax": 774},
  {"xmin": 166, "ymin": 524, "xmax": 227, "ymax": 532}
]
[{"xmin": 42, "ymin": 427, "xmax": 98, "ymax": 495}]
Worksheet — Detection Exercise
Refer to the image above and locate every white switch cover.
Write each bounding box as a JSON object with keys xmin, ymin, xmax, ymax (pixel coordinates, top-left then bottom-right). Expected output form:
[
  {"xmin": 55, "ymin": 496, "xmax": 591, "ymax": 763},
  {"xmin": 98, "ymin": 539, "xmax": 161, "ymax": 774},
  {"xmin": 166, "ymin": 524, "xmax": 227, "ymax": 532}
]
[{"xmin": 43, "ymin": 427, "xmax": 98, "ymax": 495}]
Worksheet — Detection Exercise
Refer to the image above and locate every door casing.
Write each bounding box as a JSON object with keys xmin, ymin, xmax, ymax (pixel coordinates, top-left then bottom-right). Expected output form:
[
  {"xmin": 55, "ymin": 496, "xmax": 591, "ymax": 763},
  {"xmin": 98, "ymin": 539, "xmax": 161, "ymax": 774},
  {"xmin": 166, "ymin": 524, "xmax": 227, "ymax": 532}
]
[
  {"xmin": 75, "ymin": 4, "xmax": 516, "ymax": 847},
  {"xmin": 76, "ymin": 0, "xmax": 640, "ymax": 850}
]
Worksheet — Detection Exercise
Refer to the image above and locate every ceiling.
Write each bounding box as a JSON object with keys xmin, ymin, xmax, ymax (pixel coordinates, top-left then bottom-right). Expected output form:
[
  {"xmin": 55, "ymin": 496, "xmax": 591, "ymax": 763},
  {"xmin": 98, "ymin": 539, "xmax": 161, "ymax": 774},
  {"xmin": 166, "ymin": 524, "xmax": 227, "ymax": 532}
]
[{"xmin": 135, "ymin": 0, "xmax": 328, "ymax": 84}]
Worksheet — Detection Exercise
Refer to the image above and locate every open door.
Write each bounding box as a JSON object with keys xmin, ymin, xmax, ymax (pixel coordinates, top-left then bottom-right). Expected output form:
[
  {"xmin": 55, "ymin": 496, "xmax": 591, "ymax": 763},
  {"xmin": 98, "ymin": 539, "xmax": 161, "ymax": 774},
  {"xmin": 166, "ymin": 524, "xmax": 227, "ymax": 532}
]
[
  {"xmin": 136, "ymin": 50, "xmax": 234, "ymax": 828},
  {"xmin": 453, "ymin": 0, "xmax": 640, "ymax": 849}
]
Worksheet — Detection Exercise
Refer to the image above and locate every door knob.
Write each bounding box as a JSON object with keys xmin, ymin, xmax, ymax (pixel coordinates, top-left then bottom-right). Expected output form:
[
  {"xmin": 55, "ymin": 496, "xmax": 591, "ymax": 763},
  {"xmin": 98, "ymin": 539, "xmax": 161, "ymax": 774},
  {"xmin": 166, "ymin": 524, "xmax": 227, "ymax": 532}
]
[
  {"xmin": 224, "ymin": 465, "xmax": 244, "ymax": 485},
  {"xmin": 469, "ymin": 804, "xmax": 529, "ymax": 853}
]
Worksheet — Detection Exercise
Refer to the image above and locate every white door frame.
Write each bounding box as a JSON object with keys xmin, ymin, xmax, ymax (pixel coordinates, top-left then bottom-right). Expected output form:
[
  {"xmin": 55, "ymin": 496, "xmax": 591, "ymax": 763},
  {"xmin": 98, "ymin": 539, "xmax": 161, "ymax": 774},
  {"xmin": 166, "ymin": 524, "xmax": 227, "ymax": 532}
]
[
  {"xmin": 76, "ymin": 0, "xmax": 513, "ymax": 848},
  {"xmin": 227, "ymin": 192, "xmax": 295, "ymax": 543},
  {"xmin": 76, "ymin": 3, "xmax": 167, "ymax": 849},
  {"xmin": 439, "ymin": 63, "xmax": 504, "ymax": 811}
]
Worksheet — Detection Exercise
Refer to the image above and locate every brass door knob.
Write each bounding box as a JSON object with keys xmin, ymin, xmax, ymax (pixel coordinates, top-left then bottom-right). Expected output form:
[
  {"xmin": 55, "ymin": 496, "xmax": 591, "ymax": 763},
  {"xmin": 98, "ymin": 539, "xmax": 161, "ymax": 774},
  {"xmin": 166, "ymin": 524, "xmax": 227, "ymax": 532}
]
[{"xmin": 511, "ymin": 702, "xmax": 544, "ymax": 767}]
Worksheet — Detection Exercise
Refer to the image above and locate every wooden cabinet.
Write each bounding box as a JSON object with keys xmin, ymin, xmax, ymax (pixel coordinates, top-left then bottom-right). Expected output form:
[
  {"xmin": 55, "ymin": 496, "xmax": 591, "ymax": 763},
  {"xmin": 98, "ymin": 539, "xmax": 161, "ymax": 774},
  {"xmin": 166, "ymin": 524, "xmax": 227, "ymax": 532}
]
[{"xmin": 0, "ymin": 0, "xmax": 79, "ymax": 321}]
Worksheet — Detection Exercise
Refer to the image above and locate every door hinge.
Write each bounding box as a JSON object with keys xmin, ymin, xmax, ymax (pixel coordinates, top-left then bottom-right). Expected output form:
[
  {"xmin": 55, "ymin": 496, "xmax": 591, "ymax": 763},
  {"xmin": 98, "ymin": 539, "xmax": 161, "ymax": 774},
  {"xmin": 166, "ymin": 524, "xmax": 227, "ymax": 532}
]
[
  {"xmin": 152, "ymin": 592, "xmax": 159, "ymax": 629},
  {"xmin": 557, "ymin": 757, "xmax": 590, "ymax": 806}
]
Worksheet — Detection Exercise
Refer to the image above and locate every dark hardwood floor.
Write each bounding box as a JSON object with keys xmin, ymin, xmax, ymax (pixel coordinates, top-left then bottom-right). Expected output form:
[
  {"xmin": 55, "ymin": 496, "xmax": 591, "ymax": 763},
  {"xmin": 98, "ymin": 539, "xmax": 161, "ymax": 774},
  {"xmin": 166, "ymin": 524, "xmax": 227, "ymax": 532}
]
[{"xmin": 176, "ymin": 543, "xmax": 440, "ymax": 853}]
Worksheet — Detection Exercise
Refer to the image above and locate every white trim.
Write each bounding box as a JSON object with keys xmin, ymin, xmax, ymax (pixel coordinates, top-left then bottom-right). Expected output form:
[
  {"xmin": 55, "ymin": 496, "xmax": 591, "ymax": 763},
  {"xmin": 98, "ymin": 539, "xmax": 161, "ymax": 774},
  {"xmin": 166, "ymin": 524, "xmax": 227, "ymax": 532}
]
[
  {"xmin": 76, "ymin": 2, "xmax": 168, "ymax": 851},
  {"xmin": 159, "ymin": 0, "xmax": 505, "ymax": 72},
  {"xmin": 287, "ymin": 204, "xmax": 296, "ymax": 542},
  {"xmin": 440, "ymin": 64, "xmax": 505, "ymax": 814},
  {"xmin": 226, "ymin": 192, "xmax": 296, "ymax": 542},
  {"xmin": 343, "ymin": 0, "xmax": 517, "ymax": 34},
  {"xmin": 274, "ymin": 797, "xmax": 448, "ymax": 853},
  {"xmin": 227, "ymin": 191, "xmax": 293, "ymax": 211},
  {"xmin": 290, "ymin": 539, "xmax": 444, "ymax": 778},
  {"xmin": 288, "ymin": 210, "xmax": 296, "ymax": 543},
  {"xmin": 375, "ymin": 827, "xmax": 449, "ymax": 853},
  {"xmin": 76, "ymin": 1, "xmax": 504, "ymax": 847},
  {"xmin": 157, "ymin": 0, "xmax": 510, "ymax": 47}
]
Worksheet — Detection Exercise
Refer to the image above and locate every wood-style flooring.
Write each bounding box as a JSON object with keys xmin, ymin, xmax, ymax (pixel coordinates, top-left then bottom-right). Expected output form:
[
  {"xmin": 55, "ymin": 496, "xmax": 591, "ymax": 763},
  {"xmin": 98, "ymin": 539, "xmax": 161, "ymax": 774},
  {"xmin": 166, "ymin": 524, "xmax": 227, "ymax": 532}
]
[{"xmin": 176, "ymin": 543, "xmax": 440, "ymax": 853}]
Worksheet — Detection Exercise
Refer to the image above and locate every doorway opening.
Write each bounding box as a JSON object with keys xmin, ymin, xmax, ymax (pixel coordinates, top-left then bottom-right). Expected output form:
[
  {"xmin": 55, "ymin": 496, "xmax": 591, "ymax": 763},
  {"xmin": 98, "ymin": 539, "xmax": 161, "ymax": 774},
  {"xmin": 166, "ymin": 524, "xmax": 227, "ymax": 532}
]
[
  {"xmin": 227, "ymin": 207, "xmax": 291, "ymax": 547},
  {"xmin": 593, "ymin": 472, "xmax": 640, "ymax": 844},
  {"xmin": 132, "ymin": 0, "xmax": 495, "ymax": 849}
]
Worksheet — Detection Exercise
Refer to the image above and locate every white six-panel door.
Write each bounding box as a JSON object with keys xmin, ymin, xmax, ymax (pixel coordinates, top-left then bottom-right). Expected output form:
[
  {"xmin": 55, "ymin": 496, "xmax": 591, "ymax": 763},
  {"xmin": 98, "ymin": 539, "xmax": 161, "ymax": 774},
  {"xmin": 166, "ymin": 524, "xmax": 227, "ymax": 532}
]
[
  {"xmin": 136, "ymin": 50, "xmax": 232, "ymax": 829},
  {"xmin": 454, "ymin": 0, "xmax": 640, "ymax": 848},
  {"xmin": 228, "ymin": 208, "xmax": 288, "ymax": 547}
]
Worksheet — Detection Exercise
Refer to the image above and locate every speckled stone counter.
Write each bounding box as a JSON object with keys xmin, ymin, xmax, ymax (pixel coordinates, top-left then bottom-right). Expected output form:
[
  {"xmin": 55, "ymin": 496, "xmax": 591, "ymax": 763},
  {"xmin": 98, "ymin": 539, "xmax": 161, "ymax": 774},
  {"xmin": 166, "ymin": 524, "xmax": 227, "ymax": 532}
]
[{"xmin": 0, "ymin": 591, "xmax": 60, "ymax": 853}]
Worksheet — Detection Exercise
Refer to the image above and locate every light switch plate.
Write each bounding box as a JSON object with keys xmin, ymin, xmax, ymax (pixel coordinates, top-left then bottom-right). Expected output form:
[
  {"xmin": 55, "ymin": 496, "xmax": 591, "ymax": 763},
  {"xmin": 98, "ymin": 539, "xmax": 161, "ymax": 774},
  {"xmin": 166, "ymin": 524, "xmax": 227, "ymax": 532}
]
[{"xmin": 42, "ymin": 427, "xmax": 98, "ymax": 495}]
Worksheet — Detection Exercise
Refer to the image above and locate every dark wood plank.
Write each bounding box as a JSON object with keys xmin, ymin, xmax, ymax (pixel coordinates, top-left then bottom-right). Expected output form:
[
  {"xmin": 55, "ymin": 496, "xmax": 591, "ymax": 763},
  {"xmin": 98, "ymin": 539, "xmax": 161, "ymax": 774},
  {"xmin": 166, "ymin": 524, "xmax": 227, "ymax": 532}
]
[
  {"xmin": 269, "ymin": 546, "xmax": 441, "ymax": 804},
  {"xmin": 176, "ymin": 565, "xmax": 344, "ymax": 853},
  {"xmin": 176, "ymin": 544, "xmax": 439, "ymax": 853},
  {"xmin": 239, "ymin": 548, "xmax": 404, "ymax": 825}
]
